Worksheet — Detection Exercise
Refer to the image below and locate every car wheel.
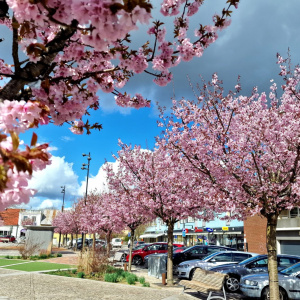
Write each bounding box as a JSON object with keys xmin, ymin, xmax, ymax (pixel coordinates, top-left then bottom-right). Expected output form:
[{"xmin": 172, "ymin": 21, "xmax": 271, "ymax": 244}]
[
  {"xmin": 189, "ymin": 268, "xmax": 196, "ymax": 280},
  {"xmin": 132, "ymin": 256, "xmax": 143, "ymax": 266},
  {"xmin": 225, "ymin": 275, "xmax": 240, "ymax": 292},
  {"xmin": 262, "ymin": 287, "xmax": 288, "ymax": 300},
  {"xmin": 121, "ymin": 254, "xmax": 126, "ymax": 262}
]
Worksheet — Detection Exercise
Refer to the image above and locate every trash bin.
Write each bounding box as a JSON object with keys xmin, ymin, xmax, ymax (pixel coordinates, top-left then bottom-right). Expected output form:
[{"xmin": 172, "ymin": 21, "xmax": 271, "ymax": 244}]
[{"xmin": 148, "ymin": 254, "xmax": 167, "ymax": 279}]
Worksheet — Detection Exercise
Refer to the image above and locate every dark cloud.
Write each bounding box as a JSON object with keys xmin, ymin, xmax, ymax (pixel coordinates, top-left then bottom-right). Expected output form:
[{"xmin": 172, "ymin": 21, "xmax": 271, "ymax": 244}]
[{"xmin": 121, "ymin": 0, "xmax": 300, "ymax": 110}]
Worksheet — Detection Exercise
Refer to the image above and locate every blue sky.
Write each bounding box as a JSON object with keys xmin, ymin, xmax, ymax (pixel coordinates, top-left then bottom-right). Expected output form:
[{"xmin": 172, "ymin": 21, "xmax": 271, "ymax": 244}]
[{"xmin": 6, "ymin": 0, "xmax": 300, "ymax": 210}]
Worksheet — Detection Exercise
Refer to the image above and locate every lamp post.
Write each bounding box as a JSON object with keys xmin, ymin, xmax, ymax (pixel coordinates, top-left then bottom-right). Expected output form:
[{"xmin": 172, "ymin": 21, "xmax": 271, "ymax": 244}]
[
  {"xmin": 81, "ymin": 153, "xmax": 91, "ymax": 250},
  {"xmin": 58, "ymin": 185, "xmax": 66, "ymax": 248},
  {"xmin": 82, "ymin": 153, "xmax": 91, "ymax": 204}
]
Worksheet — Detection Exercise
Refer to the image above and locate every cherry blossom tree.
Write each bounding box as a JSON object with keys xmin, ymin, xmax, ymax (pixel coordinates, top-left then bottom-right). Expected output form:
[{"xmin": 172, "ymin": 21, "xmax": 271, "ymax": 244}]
[
  {"xmin": 78, "ymin": 191, "xmax": 125, "ymax": 255},
  {"xmin": 0, "ymin": 0, "xmax": 239, "ymax": 209},
  {"xmin": 157, "ymin": 55, "xmax": 300, "ymax": 299},
  {"xmin": 53, "ymin": 208, "xmax": 82, "ymax": 247},
  {"xmin": 114, "ymin": 142, "xmax": 206, "ymax": 285},
  {"xmin": 105, "ymin": 161, "xmax": 154, "ymax": 271}
]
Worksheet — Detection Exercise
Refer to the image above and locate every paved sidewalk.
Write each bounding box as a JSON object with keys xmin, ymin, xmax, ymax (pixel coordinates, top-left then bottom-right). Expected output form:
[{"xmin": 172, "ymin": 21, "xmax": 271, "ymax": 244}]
[{"xmin": 0, "ymin": 248, "xmax": 246, "ymax": 300}]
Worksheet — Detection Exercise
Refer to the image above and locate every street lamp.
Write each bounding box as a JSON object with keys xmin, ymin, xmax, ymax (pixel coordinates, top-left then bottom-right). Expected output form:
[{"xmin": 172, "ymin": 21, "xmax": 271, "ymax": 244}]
[
  {"xmin": 81, "ymin": 153, "xmax": 91, "ymax": 250},
  {"xmin": 81, "ymin": 153, "xmax": 91, "ymax": 205},
  {"xmin": 58, "ymin": 185, "xmax": 66, "ymax": 248},
  {"xmin": 61, "ymin": 185, "xmax": 65, "ymax": 212}
]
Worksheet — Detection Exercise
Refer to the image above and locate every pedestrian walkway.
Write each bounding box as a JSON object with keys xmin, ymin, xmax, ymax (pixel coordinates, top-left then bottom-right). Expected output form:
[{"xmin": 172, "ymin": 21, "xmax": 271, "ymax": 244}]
[{"xmin": 0, "ymin": 248, "xmax": 246, "ymax": 300}]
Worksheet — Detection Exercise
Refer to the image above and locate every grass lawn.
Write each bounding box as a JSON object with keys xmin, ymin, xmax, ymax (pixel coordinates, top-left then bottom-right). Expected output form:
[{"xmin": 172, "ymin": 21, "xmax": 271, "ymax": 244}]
[
  {"xmin": 3, "ymin": 262, "xmax": 76, "ymax": 272},
  {"xmin": 0, "ymin": 259, "xmax": 28, "ymax": 266}
]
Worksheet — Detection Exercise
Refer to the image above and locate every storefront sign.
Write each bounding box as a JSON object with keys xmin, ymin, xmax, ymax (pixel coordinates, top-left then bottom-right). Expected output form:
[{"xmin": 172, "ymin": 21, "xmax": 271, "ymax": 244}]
[
  {"xmin": 206, "ymin": 228, "xmax": 213, "ymax": 232},
  {"xmin": 222, "ymin": 226, "xmax": 229, "ymax": 231},
  {"xmin": 195, "ymin": 227, "xmax": 203, "ymax": 232}
]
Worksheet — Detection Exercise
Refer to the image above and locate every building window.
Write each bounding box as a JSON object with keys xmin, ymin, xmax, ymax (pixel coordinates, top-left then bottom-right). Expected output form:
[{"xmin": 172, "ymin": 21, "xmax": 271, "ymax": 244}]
[
  {"xmin": 23, "ymin": 216, "xmax": 28, "ymax": 221},
  {"xmin": 290, "ymin": 208, "xmax": 299, "ymax": 218}
]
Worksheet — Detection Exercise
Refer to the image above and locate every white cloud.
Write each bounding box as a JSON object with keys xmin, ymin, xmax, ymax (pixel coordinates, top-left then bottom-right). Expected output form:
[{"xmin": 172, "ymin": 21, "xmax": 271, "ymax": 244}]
[
  {"xmin": 29, "ymin": 156, "xmax": 80, "ymax": 199},
  {"xmin": 61, "ymin": 136, "xmax": 74, "ymax": 142},
  {"xmin": 17, "ymin": 198, "xmax": 62, "ymax": 210},
  {"xmin": 78, "ymin": 161, "xmax": 120, "ymax": 195}
]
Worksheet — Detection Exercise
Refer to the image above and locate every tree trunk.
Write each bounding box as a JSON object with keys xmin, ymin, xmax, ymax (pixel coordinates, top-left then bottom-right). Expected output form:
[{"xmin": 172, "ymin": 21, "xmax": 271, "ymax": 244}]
[
  {"xmin": 128, "ymin": 229, "xmax": 135, "ymax": 272},
  {"xmin": 106, "ymin": 231, "xmax": 112, "ymax": 257},
  {"xmin": 167, "ymin": 222, "xmax": 175, "ymax": 286},
  {"xmin": 266, "ymin": 213, "xmax": 280, "ymax": 300}
]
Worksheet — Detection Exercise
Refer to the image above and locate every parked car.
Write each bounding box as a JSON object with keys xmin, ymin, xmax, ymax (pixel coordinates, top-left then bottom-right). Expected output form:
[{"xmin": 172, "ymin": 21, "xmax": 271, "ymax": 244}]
[
  {"xmin": 210, "ymin": 254, "xmax": 300, "ymax": 292},
  {"xmin": 177, "ymin": 251, "xmax": 258, "ymax": 280},
  {"xmin": 72, "ymin": 238, "xmax": 93, "ymax": 250},
  {"xmin": 240, "ymin": 261, "xmax": 300, "ymax": 300},
  {"xmin": 118, "ymin": 244, "xmax": 150, "ymax": 262},
  {"xmin": 128, "ymin": 240, "xmax": 146, "ymax": 248},
  {"xmin": 172, "ymin": 245, "xmax": 236, "ymax": 266},
  {"xmin": 111, "ymin": 238, "xmax": 123, "ymax": 248},
  {"xmin": 126, "ymin": 242, "xmax": 184, "ymax": 265},
  {"xmin": 0, "ymin": 235, "xmax": 16, "ymax": 243}
]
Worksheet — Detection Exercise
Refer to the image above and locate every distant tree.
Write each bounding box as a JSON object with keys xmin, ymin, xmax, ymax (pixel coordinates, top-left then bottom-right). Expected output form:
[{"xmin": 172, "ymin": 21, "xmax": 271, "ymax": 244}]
[
  {"xmin": 0, "ymin": 0, "xmax": 239, "ymax": 209},
  {"xmin": 158, "ymin": 55, "xmax": 300, "ymax": 299}
]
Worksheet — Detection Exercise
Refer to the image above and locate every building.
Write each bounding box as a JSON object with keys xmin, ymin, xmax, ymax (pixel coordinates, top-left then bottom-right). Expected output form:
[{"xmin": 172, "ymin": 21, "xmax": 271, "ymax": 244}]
[
  {"xmin": 0, "ymin": 208, "xmax": 21, "ymax": 237},
  {"xmin": 140, "ymin": 216, "xmax": 244, "ymax": 250},
  {"xmin": 243, "ymin": 208, "xmax": 300, "ymax": 255}
]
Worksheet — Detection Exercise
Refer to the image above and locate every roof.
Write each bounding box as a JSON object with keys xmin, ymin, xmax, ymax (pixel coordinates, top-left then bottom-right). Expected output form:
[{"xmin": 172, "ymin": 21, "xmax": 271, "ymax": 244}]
[{"xmin": 0, "ymin": 209, "xmax": 21, "ymax": 226}]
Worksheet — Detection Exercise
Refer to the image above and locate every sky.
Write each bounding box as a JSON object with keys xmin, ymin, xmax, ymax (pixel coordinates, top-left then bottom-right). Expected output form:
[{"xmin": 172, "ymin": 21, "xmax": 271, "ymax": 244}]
[{"xmin": 6, "ymin": 0, "xmax": 300, "ymax": 210}]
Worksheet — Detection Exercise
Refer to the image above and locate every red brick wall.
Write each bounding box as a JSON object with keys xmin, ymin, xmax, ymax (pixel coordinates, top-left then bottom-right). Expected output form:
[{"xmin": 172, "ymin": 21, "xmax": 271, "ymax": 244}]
[{"xmin": 244, "ymin": 214, "xmax": 267, "ymax": 254}]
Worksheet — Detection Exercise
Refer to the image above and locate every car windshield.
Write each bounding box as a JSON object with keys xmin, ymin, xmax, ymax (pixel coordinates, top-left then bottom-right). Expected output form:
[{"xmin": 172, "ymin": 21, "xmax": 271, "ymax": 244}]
[
  {"xmin": 239, "ymin": 255, "xmax": 266, "ymax": 266},
  {"xmin": 280, "ymin": 262, "xmax": 300, "ymax": 276}
]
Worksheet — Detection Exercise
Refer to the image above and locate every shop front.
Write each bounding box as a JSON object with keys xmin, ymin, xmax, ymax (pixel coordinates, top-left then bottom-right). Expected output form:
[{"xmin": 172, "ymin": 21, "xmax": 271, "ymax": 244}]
[{"xmin": 173, "ymin": 226, "xmax": 244, "ymax": 250}]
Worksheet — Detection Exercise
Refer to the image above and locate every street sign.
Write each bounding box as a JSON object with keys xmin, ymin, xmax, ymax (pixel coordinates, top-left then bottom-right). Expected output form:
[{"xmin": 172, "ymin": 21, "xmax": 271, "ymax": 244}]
[
  {"xmin": 128, "ymin": 232, "xmax": 131, "ymax": 237},
  {"xmin": 182, "ymin": 231, "xmax": 186, "ymax": 237}
]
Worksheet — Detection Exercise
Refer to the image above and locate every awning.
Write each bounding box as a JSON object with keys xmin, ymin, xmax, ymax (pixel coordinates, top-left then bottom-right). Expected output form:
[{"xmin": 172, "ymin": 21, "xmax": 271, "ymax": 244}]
[{"xmin": 140, "ymin": 233, "xmax": 165, "ymax": 238}]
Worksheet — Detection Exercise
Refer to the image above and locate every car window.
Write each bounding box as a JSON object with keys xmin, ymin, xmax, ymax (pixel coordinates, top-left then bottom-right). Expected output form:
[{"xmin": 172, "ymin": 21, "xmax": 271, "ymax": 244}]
[
  {"xmin": 233, "ymin": 253, "xmax": 252, "ymax": 262},
  {"xmin": 247, "ymin": 258, "xmax": 268, "ymax": 268},
  {"xmin": 211, "ymin": 253, "xmax": 232, "ymax": 262},
  {"xmin": 280, "ymin": 262, "xmax": 300, "ymax": 275},
  {"xmin": 207, "ymin": 247, "xmax": 223, "ymax": 254},
  {"xmin": 147, "ymin": 244, "xmax": 160, "ymax": 251},
  {"xmin": 159, "ymin": 244, "xmax": 168, "ymax": 250},
  {"xmin": 189, "ymin": 247, "xmax": 204, "ymax": 254},
  {"xmin": 278, "ymin": 257, "xmax": 300, "ymax": 268},
  {"xmin": 240, "ymin": 255, "xmax": 266, "ymax": 266}
]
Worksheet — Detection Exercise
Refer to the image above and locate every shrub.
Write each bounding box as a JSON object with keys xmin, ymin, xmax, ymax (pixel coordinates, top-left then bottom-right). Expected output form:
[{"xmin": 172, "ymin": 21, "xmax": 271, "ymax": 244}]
[
  {"xmin": 143, "ymin": 282, "xmax": 150, "ymax": 287},
  {"xmin": 126, "ymin": 273, "xmax": 138, "ymax": 285},
  {"xmin": 104, "ymin": 273, "xmax": 118, "ymax": 283},
  {"xmin": 57, "ymin": 253, "xmax": 62, "ymax": 257},
  {"xmin": 77, "ymin": 272, "xmax": 85, "ymax": 278},
  {"xmin": 39, "ymin": 254, "xmax": 48, "ymax": 259},
  {"xmin": 72, "ymin": 269, "xmax": 77, "ymax": 274},
  {"xmin": 139, "ymin": 277, "xmax": 145, "ymax": 284}
]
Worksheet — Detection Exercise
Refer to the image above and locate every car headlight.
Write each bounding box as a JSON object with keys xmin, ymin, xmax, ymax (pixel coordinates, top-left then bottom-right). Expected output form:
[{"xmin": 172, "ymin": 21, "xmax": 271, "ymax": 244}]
[
  {"xmin": 179, "ymin": 264, "xmax": 190, "ymax": 268},
  {"xmin": 244, "ymin": 279, "xmax": 258, "ymax": 286}
]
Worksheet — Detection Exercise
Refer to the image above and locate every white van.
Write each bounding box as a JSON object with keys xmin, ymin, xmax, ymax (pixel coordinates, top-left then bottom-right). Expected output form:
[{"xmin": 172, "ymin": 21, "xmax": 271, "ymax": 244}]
[{"xmin": 111, "ymin": 238, "xmax": 122, "ymax": 248}]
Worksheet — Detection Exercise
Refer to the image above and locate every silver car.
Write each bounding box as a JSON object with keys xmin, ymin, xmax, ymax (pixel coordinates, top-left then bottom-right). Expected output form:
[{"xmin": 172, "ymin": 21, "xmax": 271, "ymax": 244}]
[
  {"xmin": 240, "ymin": 262, "xmax": 300, "ymax": 300},
  {"xmin": 177, "ymin": 251, "xmax": 258, "ymax": 280}
]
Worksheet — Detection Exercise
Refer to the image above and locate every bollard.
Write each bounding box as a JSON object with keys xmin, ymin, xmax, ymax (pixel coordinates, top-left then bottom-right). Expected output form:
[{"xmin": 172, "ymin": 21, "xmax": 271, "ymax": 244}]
[
  {"xmin": 124, "ymin": 263, "xmax": 127, "ymax": 271},
  {"xmin": 162, "ymin": 273, "xmax": 166, "ymax": 285}
]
